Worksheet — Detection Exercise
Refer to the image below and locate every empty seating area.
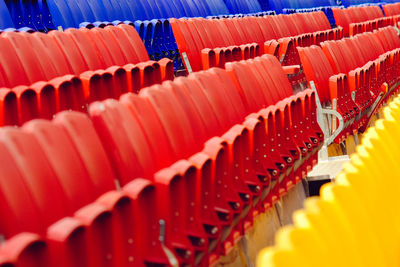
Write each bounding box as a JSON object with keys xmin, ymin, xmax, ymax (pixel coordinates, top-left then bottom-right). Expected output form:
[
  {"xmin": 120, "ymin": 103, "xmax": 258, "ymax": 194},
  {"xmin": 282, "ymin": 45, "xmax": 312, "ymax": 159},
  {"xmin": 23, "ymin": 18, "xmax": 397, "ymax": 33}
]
[
  {"xmin": 332, "ymin": 5, "xmax": 394, "ymax": 36},
  {"xmin": 0, "ymin": 0, "xmax": 399, "ymax": 266},
  {"xmin": 0, "ymin": 54, "xmax": 325, "ymax": 266},
  {"xmin": 299, "ymin": 26, "xmax": 400, "ymax": 143},
  {"xmin": 0, "ymin": 25, "xmax": 174, "ymax": 126},
  {"xmin": 257, "ymin": 94, "xmax": 400, "ymax": 267},
  {"xmin": 171, "ymin": 12, "xmax": 340, "ymax": 87}
]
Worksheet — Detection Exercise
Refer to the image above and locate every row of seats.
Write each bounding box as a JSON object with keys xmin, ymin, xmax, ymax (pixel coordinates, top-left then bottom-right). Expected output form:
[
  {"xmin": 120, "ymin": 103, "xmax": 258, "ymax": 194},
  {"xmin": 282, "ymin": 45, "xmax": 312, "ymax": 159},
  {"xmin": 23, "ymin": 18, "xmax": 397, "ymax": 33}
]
[
  {"xmin": 332, "ymin": 5, "xmax": 385, "ymax": 36},
  {"xmin": 201, "ymin": 43, "xmax": 262, "ymax": 70},
  {"xmin": 225, "ymin": 0, "xmax": 263, "ymax": 14},
  {"xmin": 170, "ymin": 12, "xmax": 333, "ymax": 73},
  {"xmin": 269, "ymin": 0, "xmax": 337, "ymax": 14},
  {"xmin": 347, "ymin": 15, "xmax": 393, "ymax": 36},
  {"xmin": 257, "ymin": 94, "xmax": 400, "ymax": 267},
  {"xmin": 42, "ymin": 0, "xmax": 275, "ymax": 30},
  {"xmin": 0, "ymin": 25, "xmax": 177, "ymax": 126},
  {"xmin": 383, "ymin": 2, "xmax": 400, "ymax": 16},
  {"xmin": 0, "ymin": 54, "xmax": 324, "ymax": 266},
  {"xmin": 0, "ymin": 24, "xmax": 149, "ymax": 88},
  {"xmin": 299, "ymin": 26, "xmax": 400, "ymax": 143},
  {"xmin": 283, "ymin": 6, "xmax": 338, "ymax": 27},
  {"xmin": 0, "ymin": 58, "xmax": 174, "ymax": 127}
]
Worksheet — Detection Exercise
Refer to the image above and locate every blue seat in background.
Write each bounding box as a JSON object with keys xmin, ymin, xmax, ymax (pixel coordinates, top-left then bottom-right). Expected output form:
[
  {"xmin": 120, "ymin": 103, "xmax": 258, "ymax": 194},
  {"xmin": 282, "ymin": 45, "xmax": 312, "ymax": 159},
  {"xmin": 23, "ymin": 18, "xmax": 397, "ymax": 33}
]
[
  {"xmin": 147, "ymin": 0, "xmax": 164, "ymax": 19},
  {"xmin": 99, "ymin": 0, "xmax": 121, "ymax": 22},
  {"xmin": 205, "ymin": 0, "xmax": 229, "ymax": 15},
  {"xmin": 192, "ymin": 0, "xmax": 210, "ymax": 17},
  {"xmin": 38, "ymin": 0, "xmax": 56, "ymax": 30},
  {"xmin": 0, "ymin": 1, "xmax": 13, "ymax": 29},
  {"xmin": 168, "ymin": 0, "xmax": 186, "ymax": 18},
  {"xmin": 46, "ymin": 0, "xmax": 78, "ymax": 28},
  {"xmin": 68, "ymin": 0, "xmax": 95, "ymax": 28},
  {"xmin": 151, "ymin": 19, "xmax": 169, "ymax": 60},
  {"xmin": 109, "ymin": 0, "xmax": 135, "ymax": 22},
  {"xmin": 142, "ymin": 20, "xmax": 155, "ymax": 59},
  {"xmin": 269, "ymin": 0, "xmax": 287, "ymax": 13},
  {"xmin": 5, "ymin": 0, "xmax": 26, "ymax": 28},
  {"xmin": 183, "ymin": 0, "xmax": 202, "ymax": 17},
  {"xmin": 248, "ymin": 0, "xmax": 263, "ymax": 12},
  {"xmin": 257, "ymin": 0, "xmax": 270, "ymax": 11},
  {"xmin": 85, "ymin": 0, "xmax": 109, "ymax": 22},
  {"xmin": 157, "ymin": 1, "xmax": 175, "ymax": 18}
]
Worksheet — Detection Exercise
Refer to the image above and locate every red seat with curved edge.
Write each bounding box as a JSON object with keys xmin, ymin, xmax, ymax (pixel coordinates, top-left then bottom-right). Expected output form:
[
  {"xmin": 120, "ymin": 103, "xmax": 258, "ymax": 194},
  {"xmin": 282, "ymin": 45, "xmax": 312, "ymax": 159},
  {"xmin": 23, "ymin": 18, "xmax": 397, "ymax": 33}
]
[
  {"xmin": 53, "ymin": 112, "xmax": 116, "ymax": 195},
  {"xmin": 104, "ymin": 26, "xmax": 142, "ymax": 65},
  {"xmin": 48, "ymin": 75, "xmax": 86, "ymax": 113},
  {"xmin": 30, "ymin": 32, "xmax": 73, "ymax": 77},
  {"xmin": 154, "ymin": 169, "xmax": 195, "ymax": 265},
  {"xmin": 321, "ymin": 40, "xmax": 351, "ymax": 74},
  {"xmin": 64, "ymin": 28, "xmax": 106, "ymax": 71},
  {"xmin": 0, "ymin": 142, "xmax": 42, "ymax": 239},
  {"xmin": 222, "ymin": 18, "xmax": 248, "ymax": 45},
  {"xmin": 23, "ymin": 120, "xmax": 97, "ymax": 211},
  {"xmin": 189, "ymin": 18, "xmax": 223, "ymax": 48},
  {"xmin": 298, "ymin": 45, "xmax": 334, "ymax": 104},
  {"xmin": 171, "ymin": 18, "xmax": 204, "ymax": 72},
  {"xmin": 117, "ymin": 24, "xmax": 150, "ymax": 63},
  {"xmin": 0, "ymin": 233, "xmax": 48, "ymax": 267},
  {"xmin": 0, "ymin": 128, "xmax": 69, "ymax": 235},
  {"xmin": 85, "ymin": 28, "xmax": 128, "ymax": 66},
  {"xmin": 139, "ymin": 85, "xmax": 199, "ymax": 159},
  {"xmin": 2, "ymin": 32, "xmax": 48, "ymax": 85},
  {"xmin": 119, "ymin": 93, "xmax": 176, "ymax": 169},
  {"xmin": 80, "ymin": 70, "xmax": 114, "ymax": 102},
  {"xmin": 225, "ymin": 61, "xmax": 267, "ymax": 113},
  {"xmin": 246, "ymin": 58, "xmax": 282, "ymax": 104},
  {"xmin": 22, "ymin": 33, "xmax": 66, "ymax": 82},
  {"xmin": 29, "ymin": 81, "xmax": 57, "ymax": 120},
  {"xmin": 189, "ymin": 71, "xmax": 239, "ymax": 128},
  {"xmin": 13, "ymin": 86, "xmax": 39, "ymax": 125},
  {"xmin": 0, "ymin": 89, "xmax": 18, "ymax": 126},
  {"xmin": 254, "ymin": 56, "xmax": 293, "ymax": 100},
  {"xmin": 82, "ymin": 29, "xmax": 117, "ymax": 69},
  {"xmin": 172, "ymin": 77, "xmax": 222, "ymax": 137},
  {"xmin": 89, "ymin": 99, "xmax": 157, "ymax": 185},
  {"xmin": 48, "ymin": 30, "xmax": 89, "ymax": 75},
  {"xmin": 0, "ymin": 37, "xmax": 30, "ymax": 88},
  {"xmin": 53, "ymin": 111, "xmax": 147, "ymax": 267},
  {"xmin": 270, "ymin": 15, "xmax": 292, "ymax": 38},
  {"xmin": 161, "ymin": 80, "xmax": 209, "ymax": 144},
  {"xmin": 122, "ymin": 179, "xmax": 171, "ymax": 266},
  {"xmin": 17, "ymin": 119, "xmax": 123, "ymax": 266}
]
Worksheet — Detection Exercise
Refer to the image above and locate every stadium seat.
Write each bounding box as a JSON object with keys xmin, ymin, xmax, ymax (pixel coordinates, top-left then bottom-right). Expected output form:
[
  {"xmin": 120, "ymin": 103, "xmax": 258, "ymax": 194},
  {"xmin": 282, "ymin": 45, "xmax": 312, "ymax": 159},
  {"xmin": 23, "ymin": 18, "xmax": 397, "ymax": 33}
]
[{"xmin": 257, "ymin": 93, "xmax": 400, "ymax": 267}]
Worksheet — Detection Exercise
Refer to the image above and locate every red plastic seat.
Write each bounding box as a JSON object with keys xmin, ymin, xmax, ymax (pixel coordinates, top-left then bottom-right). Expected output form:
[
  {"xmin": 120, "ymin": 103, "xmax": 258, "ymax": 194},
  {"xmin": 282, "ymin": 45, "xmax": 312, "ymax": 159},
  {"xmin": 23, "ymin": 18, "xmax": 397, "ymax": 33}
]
[
  {"xmin": 0, "ymin": 89, "xmax": 18, "ymax": 126},
  {"xmin": 2, "ymin": 32, "xmax": 48, "ymax": 85},
  {"xmin": 0, "ymin": 37, "xmax": 30, "ymax": 88},
  {"xmin": 89, "ymin": 99, "xmax": 157, "ymax": 185},
  {"xmin": 64, "ymin": 28, "xmax": 106, "ymax": 71},
  {"xmin": 48, "ymin": 30, "xmax": 89, "ymax": 75}
]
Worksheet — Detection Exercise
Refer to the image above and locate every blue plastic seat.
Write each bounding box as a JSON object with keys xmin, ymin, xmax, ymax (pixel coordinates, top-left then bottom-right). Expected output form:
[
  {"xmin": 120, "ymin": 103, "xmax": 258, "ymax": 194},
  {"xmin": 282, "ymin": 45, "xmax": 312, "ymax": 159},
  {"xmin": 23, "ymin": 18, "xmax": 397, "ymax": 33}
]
[
  {"xmin": 37, "ymin": 0, "xmax": 56, "ymax": 30},
  {"xmin": 109, "ymin": 0, "xmax": 134, "ymax": 21},
  {"xmin": 145, "ymin": 0, "xmax": 163, "ymax": 19},
  {"xmin": 46, "ymin": 0, "xmax": 78, "ymax": 28},
  {"xmin": 204, "ymin": 0, "xmax": 227, "ymax": 15},
  {"xmin": 85, "ymin": 0, "xmax": 109, "ymax": 22},
  {"xmin": 192, "ymin": 0, "xmax": 210, "ymax": 16},
  {"xmin": 170, "ymin": 0, "xmax": 188, "ymax": 17},
  {"xmin": 0, "ymin": 0, "xmax": 15, "ymax": 29},
  {"xmin": 67, "ymin": 0, "xmax": 94, "ymax": 28},
  {"xmin": 6, "ymin": 0, "xmax": 26, "ymax": 28}
]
